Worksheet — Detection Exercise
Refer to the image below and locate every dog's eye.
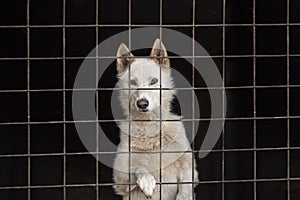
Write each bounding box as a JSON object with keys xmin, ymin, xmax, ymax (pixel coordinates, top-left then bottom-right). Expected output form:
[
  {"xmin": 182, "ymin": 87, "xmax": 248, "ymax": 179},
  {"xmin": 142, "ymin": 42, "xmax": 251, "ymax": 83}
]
[
  {"xmin": 150, "ymin": 78, "xmax": 158, "ymax": 85},
  {"xmin": 130, "ymin": 79, "xmax": 137, "ymax": 86}
]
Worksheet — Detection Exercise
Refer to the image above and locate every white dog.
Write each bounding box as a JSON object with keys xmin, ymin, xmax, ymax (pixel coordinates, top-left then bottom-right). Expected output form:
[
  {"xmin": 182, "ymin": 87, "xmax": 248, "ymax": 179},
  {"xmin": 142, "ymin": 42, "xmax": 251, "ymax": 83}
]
[{"xmin": 113, "ymin": 39, "xmax": 198, "ymax": 200}]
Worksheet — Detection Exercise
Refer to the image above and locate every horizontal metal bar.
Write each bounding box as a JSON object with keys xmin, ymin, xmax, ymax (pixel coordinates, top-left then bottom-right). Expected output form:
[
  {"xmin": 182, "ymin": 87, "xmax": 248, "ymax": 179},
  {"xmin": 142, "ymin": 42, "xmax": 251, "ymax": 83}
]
[
  {"xmin": 1, "ymin": 54, "xmax": 300, "ymax": 61},
  {"xmin": 0, "ymin": 177, "xmax": 299, "ymax": 190},
  {"xmin": 0, "ymin": 115, "xmax": 299, "ymax": 126},
  {"xmin": 0, "ymin": 84, "xmax": 300, "ymax": 94},
  {"xmin": 1, "ymin": 146, "xmax": 300, "ymax": 158},
  {"xmin": 0, "ymin": 23, "xmax": 300, "ymax": 29}
]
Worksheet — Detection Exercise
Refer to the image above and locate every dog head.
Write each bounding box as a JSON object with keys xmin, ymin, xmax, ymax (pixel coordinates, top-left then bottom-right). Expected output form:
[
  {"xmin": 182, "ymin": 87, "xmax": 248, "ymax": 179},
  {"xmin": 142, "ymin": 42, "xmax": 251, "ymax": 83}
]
[{"xmin": 116, "ymin": 39, "xmax": 174, "ymax": 114}]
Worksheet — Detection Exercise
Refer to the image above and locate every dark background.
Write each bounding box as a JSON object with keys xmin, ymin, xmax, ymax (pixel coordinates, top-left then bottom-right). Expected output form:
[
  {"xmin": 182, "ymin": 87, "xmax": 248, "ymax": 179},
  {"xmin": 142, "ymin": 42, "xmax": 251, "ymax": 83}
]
[{"xmin": 0, "ymin": 0, "xmax": 300, "ymax": 200}]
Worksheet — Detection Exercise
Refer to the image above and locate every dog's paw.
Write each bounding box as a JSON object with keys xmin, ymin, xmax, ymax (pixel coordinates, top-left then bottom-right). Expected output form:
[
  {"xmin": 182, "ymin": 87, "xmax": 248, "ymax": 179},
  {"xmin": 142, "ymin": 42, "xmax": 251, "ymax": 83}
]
[
  {"xmin": 176, "ymin": 193, "xmax": 193, "ymax": 200},
  {"xmin": 136, "ymin": 174, "xmax": 156, "ymax": 198}
]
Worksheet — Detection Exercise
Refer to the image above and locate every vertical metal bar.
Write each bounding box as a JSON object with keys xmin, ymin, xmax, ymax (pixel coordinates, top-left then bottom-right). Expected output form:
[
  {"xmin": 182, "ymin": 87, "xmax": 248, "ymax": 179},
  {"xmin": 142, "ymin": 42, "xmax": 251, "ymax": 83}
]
[
  {"xmin": 253, "ymin": 1, "xmax": 257, "ymax": 200},
  {"xmin": 26, "ymin": 0, "xmax": 31, "ymax": 199},
  {"xmin": 222, "ymin": 0, "xmax": 226, "ymax": 199},
  {"xmin": 192, "ymin": 0, "xmax": 196, "ymax": 199},
  {"xmin": 159, "ymin": 0, "xmax": 163, "ymax": 199},
  {"xmin": 287, "ymin": 0, "xmax": 290, "ymax": 199},
  {"xmin": 62, "ymin": 0, "xmax": 67, "ymax": 199},
  {"xmin": 95, "ymin": 0, "xmax": 100, "ymax": 199},
  {"xmin": 128, "ymin": 0, "xmax": 132, "ymax": 199}
]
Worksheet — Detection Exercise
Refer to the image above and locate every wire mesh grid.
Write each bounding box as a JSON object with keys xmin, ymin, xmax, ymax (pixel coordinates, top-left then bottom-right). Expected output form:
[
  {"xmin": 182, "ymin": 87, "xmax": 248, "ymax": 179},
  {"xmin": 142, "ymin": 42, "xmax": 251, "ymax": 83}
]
[{"xmin": 0, "ymin": 0, "xmax": 300, "ymax": 200}]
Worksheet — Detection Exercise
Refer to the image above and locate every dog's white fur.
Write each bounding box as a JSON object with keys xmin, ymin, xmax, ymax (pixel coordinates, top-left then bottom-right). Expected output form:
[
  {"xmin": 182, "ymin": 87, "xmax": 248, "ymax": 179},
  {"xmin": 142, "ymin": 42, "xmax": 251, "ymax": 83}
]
[{"xmin": 113, "ymin": 39, "xmax": 198, "ymax": 200}]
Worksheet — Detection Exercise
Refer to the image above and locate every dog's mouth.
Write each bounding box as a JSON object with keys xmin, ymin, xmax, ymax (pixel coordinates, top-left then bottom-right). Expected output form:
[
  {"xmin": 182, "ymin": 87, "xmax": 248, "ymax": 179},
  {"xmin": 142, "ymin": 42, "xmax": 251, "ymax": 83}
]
[{"xmin": 139, "ymin": 108, "xmax": 149, "ymax": 112}]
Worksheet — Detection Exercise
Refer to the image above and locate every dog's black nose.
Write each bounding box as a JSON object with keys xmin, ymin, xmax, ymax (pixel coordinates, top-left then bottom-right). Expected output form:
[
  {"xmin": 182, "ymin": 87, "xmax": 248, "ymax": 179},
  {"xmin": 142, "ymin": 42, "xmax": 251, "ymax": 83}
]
[{"xmin": 137, "ymin": 98, "xmax": 149, "ymax": 109}]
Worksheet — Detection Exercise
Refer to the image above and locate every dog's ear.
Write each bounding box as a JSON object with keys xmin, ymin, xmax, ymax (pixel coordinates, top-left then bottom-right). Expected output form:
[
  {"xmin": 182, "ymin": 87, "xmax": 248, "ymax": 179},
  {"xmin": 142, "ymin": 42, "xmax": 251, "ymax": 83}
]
[
  {"xmin": 117, "ymin": 43, "xmax": 135, "ymax": 74},
  {"xmin": 150, "ymin": 38, "xmax": 170, "ymax": 69}
]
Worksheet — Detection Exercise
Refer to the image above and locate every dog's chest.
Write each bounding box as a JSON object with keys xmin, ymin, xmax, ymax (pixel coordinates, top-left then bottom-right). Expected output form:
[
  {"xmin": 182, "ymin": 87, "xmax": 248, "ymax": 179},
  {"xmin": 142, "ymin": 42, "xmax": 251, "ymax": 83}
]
[{"xmin": 128, "ymin": 122, "xmax": 180, "ymax": 151}]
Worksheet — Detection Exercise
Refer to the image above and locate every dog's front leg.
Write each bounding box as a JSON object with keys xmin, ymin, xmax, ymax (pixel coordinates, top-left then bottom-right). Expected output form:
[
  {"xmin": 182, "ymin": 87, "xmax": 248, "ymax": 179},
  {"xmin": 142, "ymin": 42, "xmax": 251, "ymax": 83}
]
[
  {"xmin": 176, "ymin": 153, "xmax": 196, "ymax": 200},
  {"xmin": 135, "ymin": 167, "xmax": 156, "ymax": 198},
  {"xmin": 113, "ymin": 153, "xmax": 137, "ymax": 196},
  {"xmin": 113, "ymin": 170, "xmax": 137, "ymax": 196}
]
